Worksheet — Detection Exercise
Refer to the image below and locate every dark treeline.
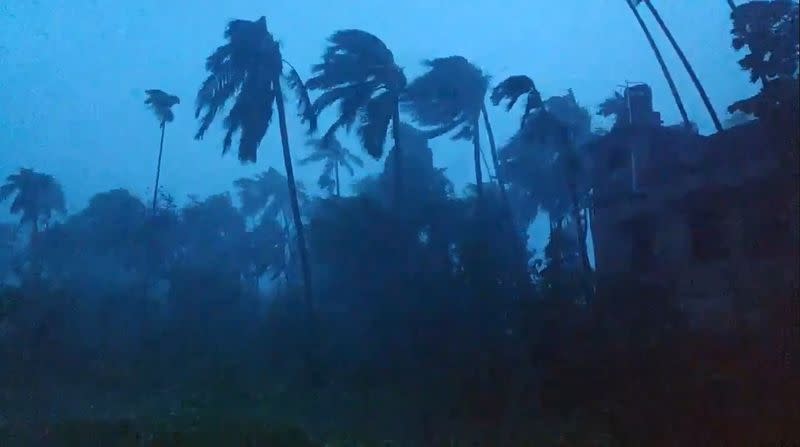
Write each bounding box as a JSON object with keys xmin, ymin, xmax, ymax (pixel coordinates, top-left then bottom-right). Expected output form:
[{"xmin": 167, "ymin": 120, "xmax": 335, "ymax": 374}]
[{"xmin": 0, "ymin": 1, "xmax": 798, "ymax": 445}]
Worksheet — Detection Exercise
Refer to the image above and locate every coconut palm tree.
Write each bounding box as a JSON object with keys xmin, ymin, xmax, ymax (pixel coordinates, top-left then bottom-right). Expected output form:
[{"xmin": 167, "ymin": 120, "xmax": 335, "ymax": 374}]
[
  {"xmin": 624, "ymin": 0, "xmax": 691, "ymax": 127},
  {"xmin": 494, "ymin": 82, "xmax": 595, "ymax": 299},
  {"xmin": 404, "ymin": 56, "xmax": 490, "ymax": 199},
  {"xmin": 0, "ymin": 168, "xmax": 66, "ymax": 236},
  {"xmin": 491, "ymin": 75, "xmax": 544, "ymax": 130},
  {"xmin": 300, "ymin": 136, "xmax": 364, "ymax": 197},
  {"xmin": 234, "ymin": 168, "xmax": 308, "ymax": 286},
  {"xmin": 306, "ymin": 29, "xmax": 407, "ymax": 204},
  {"xmin": 144, "ymin": 89, "xmax": 180, "ymax": 212},
  {"xmin": 194, "ymin": 16, "xmax": 316, "ymax": 314},
  {"xmin": 635, "ymin": 0, "xmax": 724, "ymax": 132}
]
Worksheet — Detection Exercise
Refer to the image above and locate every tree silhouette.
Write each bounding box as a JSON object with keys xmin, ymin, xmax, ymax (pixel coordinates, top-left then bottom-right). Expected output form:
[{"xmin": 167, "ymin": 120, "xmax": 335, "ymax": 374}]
[
  {"xmin": 234, "ymin": 169, "xmax": 308, "ymax": 287},
  {"xmin": 307, "ymin": 29, "xmax": 407, "ymax": 204},
  {"xmin": 729, "ymin": 1, "xmax": 799, "ymax": 155},
  {"xmin": 404, "ymin": 56, "xmax": 490, "ymax": 199},
  {"xmin": 194, "ymin": 16, "xmax": 316, "ymax": 316},
  {"xmin": 300, "ymin": 136, "xmax": 364, "ymax": 197},
  {"xmin": 144, "ymin": 89, "xmax": 180, "ymax": 212},
  {"xmin": 491, "ymin": 75, "xmax": 544, "ymax": 130},
  {"xmin": 0, "ymin": 168, "xmax": 66, "ymax": 236}
]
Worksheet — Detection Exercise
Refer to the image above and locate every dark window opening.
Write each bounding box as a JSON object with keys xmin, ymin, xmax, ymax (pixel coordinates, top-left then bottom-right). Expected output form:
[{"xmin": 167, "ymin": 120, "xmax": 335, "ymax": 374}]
[{"xmin": 689, "ymin": 209, "xmax": 729, "ymax": 262}]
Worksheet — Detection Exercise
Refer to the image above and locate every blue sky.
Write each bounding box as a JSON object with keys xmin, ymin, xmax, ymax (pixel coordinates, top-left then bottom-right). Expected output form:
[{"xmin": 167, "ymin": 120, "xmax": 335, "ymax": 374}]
[{"xmin": 0, "ymin": 0, "xmax": 755, "ymax": 225}]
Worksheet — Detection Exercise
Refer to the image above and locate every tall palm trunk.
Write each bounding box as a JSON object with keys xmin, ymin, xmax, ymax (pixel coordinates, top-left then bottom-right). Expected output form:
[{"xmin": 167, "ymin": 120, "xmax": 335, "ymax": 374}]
[
  {"xmin": 472, "ymin": 117, "xmax": 484, "ymax": 200},
  {"xmin": 334, "ymin": 163, "xmax": 341, "ymax": 197},
  {"xmin": 274, "ymin": 83, "xmax": 313, "ymax": 316},
  {"xmin": 726, "ymin": 0, "xmax": 736, "ymax": 10},
  {"xmin": 564, "ymin": 145, "xmax": 594, "ymax": 302},
  {"xmin": 644, "ymin": 0, "xmax": 724, "ymax": 132},
  {"xmin": 152, "ymin": 123, "xmax": 166, "ymax": 213},
  {"xmin": 391, "ymin": 101, "xmax": 403, "ymax": 205},
  {"xmin": 626, "ymin": 0, "xmax": 691, "ymax": 127},
  {"xmin": 482, "ymin": 104, "xmax": 529, "ymax": 289},
  {"xmin": 481, "ymin": 104, "xmax": 503, "ymax": 188}
]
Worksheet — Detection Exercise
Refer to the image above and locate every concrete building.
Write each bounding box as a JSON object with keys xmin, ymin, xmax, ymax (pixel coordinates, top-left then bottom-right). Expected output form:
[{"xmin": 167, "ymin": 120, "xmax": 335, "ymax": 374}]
[{"xmin": 587, "ymin": 92, "xmax": 799, "ymax": 331}]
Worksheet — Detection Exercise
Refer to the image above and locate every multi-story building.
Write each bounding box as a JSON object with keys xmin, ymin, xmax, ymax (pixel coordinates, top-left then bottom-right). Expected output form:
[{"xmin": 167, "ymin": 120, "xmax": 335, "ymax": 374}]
[{"xmin": 587, "ymin": 86, "xmax": 799, "ymax": 331}]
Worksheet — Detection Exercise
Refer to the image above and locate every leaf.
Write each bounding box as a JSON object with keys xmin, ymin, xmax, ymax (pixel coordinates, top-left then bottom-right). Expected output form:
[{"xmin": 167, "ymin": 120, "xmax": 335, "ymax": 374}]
[
  {"xmin": 283, "ymin": 62, "xmax": 318, "ymax": 133},
  {"xmin": 357, "ymin": 91, "xmax": 394, "ymax": 158}
]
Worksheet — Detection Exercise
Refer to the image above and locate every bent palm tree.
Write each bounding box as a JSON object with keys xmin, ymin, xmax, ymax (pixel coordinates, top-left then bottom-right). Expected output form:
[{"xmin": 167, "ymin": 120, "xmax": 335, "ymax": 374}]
[
  {"xmin": 194, "ymin": 16, "xmax": 316, "ymax": 315},
  {"xmin": 301, "ymin": 137, "xmax": 364, "ymax": 197},
  {"xmin": 307, "ymin": 29, "xmax": 407, "ymax": 204},
  {"xmin": 144, "ymin": 89, "xmax": 180, "ymax": 212},
  {"xmin": 405, "ymin": 56, "xmax": 490, "ymax": 199},
  {"xmin": 624, "ymin": 0, "xmax": 691, "ymax": 127},
  {"xmin": 635, "ymin": 0, "xmax": 724, "ymax": 132},
  {"xmin": 0, "ymin": 168, "xmax": 66, "ymax": 236},
  {"xmin": 491, "ymin": 75, "xmax": 544, "ymax": 130}
]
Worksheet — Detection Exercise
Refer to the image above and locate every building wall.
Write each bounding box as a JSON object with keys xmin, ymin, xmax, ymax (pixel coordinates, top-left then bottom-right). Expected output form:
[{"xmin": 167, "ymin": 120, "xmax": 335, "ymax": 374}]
[{"xmin": 589, "ymin": 123, "xmax": 799, "ymax": 331}]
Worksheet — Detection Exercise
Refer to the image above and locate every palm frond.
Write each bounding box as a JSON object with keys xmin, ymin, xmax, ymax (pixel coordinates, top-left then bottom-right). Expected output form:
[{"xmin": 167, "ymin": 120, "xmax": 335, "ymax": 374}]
[
  {"xmin": 145, "ymin": 89, "xmax": 180, "ymax": 124},
  {"xmin": 491, "ymin": 75, "xmax": 543, "ymax": 128},
  {"xmin": 346, "ymin": 152, "xmax": 364, "ymax": 168},
  {"xmin": 299, "ymin": 151, "xmax": 330, "ymax": 165},
  {"xmin": 322, "ymin": 83, "xmax": 375, "ymax": 143},
  {"xmin": 490, "ymin": 75, "xmax": 536, "ymax": 109},
  {"xmin": 195, "ymin": 16, "xmax": 283, "ymax": 163},
  {"xmin": 357, "ymin": 90, "xmax": 394, "ymax": 158},
  {"xmin": 308, "ymin": 29, "xmax": 396, "ymax": 90},
  {"xmin": 283, "ymin": 62, "xmax": 317, "ymax": 133},
  {"xmin": 404, "ymin": 56, "xmax": 488, "ymax": 140}
]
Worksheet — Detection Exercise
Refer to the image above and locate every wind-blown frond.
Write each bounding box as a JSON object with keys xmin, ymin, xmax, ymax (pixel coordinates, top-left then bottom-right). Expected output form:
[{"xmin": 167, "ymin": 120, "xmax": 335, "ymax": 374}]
[
  {"xmin": 283, "ymin": 62, "xmax": 318, "ymax": 133},
  {"xmin": 195, "ymin": 16, "xmax": 283, "ymax": 163},
  {"xmin": 308, "ymin": 29, "xmax": 405, "ymax": 160},
  {"xmin": 358, "ymin": 91, "xmax": 394, "ymax": 158},
  {"xmin": 308, "ymin": 29, "xmax": 397, "ymax": 91},
  {"xmin": 404, "ymin": 56, "xmax": 488, "ymax": 140},
  {"xmin": 490, "ymin": 75, "xmax": 542, "ymax": 128},
  {"xmin": 145, "ymin": 89, "xmax": 180, "ymax": 126}
]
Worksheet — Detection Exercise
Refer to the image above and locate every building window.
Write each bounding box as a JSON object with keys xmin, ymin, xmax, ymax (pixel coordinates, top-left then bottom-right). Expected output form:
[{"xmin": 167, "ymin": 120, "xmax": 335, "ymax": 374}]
[{"xmin": 689, "ymin": 208, "xmax": 729, "ymax": 262}]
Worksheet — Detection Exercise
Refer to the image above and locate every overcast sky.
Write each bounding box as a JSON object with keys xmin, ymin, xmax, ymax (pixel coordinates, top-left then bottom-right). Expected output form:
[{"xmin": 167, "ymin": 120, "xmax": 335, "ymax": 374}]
[{"xmin": 1, "ymin": 0, "xmax": 755, "ymax": 221}]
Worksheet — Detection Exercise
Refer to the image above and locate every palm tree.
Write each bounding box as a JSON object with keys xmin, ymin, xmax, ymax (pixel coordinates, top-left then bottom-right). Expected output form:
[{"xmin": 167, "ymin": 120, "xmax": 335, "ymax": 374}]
[
  {"xmin": 491, "ymin": 75, "xmax": 544, "ymax": 130},
  {"xmin": 144, "ymin": 89, "xmax": 180, "ymax": 212},
  {"xmin": 194, "ymin": 16, "xmax": 316, "ymax": 315},
  {"xmin": 404, "ymin": 56, "xmax": 490, "ymax": 199},
  {"xmin": 0, "ymin": 168, "xmax": 66, "ymax": 236},
  {"xmin": 727, "ymin": 0, "xmax": 736, "ymax": 11},
  {"xmin": 306, "ymin": 29, "xmax": 407, "ymax": 204},
  {"xmin": 635, "ymin": 0, "xmax": 724, "ymax": 132},
  {"xmin": 494, "ymin": 81, "xmax": 594, "ymax": 299},
  {"xmin": 233, "ymin": 168, "xmax": 309, "ymax": 285},
  {"xmin": 300, "ymin": 136, "xmax": 364, "ymax": 197},
  {"xmin": 624, "ymin": 0, "xmax": 691, "ymax": 127}
]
